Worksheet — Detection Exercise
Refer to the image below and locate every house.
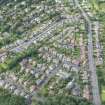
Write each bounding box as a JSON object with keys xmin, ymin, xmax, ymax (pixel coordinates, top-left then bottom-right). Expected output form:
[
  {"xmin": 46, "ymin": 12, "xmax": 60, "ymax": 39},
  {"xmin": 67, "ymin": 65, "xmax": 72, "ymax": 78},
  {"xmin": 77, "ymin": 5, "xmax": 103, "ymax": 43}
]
[
  {"xmin": 52, "ymin": 51, "xmax": 57, "ymax": 56},
  {"xmin": 83, "ymin": 85, "xmax": 90, "ymax": 100},
  {"xmin": 35, "ymin": 73, "xmax": 40, "ymax": 79},
  {"xmin": 14, "ymin": 89, "xmax": 20, "ymax": 95},
  {"xmin": 66, "ymin": 79, "xmax": 75, "ymax": 90},
  {"xmin": 55, "ymin": 0, "xmax": 62, "ymax": 3},
  {"xmin": 0, "ymin": 15, "xmax": 3, "ymax": 21},
  {"xmin": 25, "ymin": 94, "xmax": 30, "ymax": 99},
  {"xmin": 26, "ymin": 68, "xmax": 30, "ymax": 73},
  {"xmin": 9, "ymin": 85, "xmax": 16, "ymax": 91},
  {"xmin": 24, "ymin": 8, "xmax": 29, "ymax": 13},
  {"xmin": 37, "ymin": 64, "xmax": 42, "ymax": 68},
  {"xmin": 72, "ymin": 59, "xmax": 80, "ymax": 66},
  {"xmin": 71, "ymin": 67, "xmax": 79, "ymax": 73},
  {"xmin": 36, "ymin": 79, "xmax": 43, "ymax": 86},
  {"xmin": 21, "ymin": 1, "xmax": 26, "ymax": 6},
  {"xmin": 72, "ymin": 84, "xmax": 80, "ymax": 96},
  {"xmin": 4, "ymin": 83, "xmax": 10, "ymax": 89},
  {"xmin": 10, "ymin": 74, "xmax": 18, "ymax": 81},
  {"xmin": 24, "ymin": 81, "xmax": 28, "ymax": 87},
  {"xmin": 0, "ymin": 80, "xmax": 5, "ymax": 87},
  {"xmin": 58, "ymin": 54, "xmax": 63, "ymax": 60},
  {"xmin": 53, "ymin": 58, "xmax": 58, "ymax": 63},
  {"xmin": 47, "ymin": 56, "xmax": 51, "ymax": 62},
  {"xmin": 1, "ymin": 55, "xmax": 7, "ymax": 63},
  {"xmin": 57, "ymin": 71, "xmax": 70, "ymax": 80},
  {"xmin": 30, "ymin": 70, "xmax": 35, "ymax": 75},
  {"xmin": 53, "ymin": 43, "xmax": 58, "ymax": 48},
  {"xmin": 63, "ymin": 63, "xmax": 70, "ymax": 70},
  {"xmin": 46, "ymin": 70, "xmax": 50, "ymax": 75},
  {"xmin": 30, "ymin": 85, "xmax": 37, "ymax": 92},
  {"xmin": 20, "ymin": 91, "xmax": 26, "ymax": 96},
  {"xmin": 18, "ymin": 78, "xmax": 24, "ymax": 84}
]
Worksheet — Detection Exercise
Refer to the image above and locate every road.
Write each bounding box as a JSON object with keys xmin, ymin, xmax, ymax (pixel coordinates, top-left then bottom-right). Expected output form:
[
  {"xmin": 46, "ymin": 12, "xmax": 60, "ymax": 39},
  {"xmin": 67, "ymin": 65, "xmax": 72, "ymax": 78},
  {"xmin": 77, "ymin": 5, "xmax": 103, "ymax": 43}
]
[
  {"xmin": 74, "ymin": 0, "xmax": 101, "ymax": 105},
  {"xmin": 94, "ymin": 21, "xmax": 102, "ymax": 64},
  {"xmin": 0, "ymin": 20, "xmax": 62, "ymax": 60},
  {"xmin": 0, "ymin": 15, "xmax": 80, "ymax": 61},
  {"xmin": 10, "ymin": 21, "xmax": 62, "ymax": 52},
  {"xmin": 27, "ymin": 63, "xmax": 62, "ymax": 104}
]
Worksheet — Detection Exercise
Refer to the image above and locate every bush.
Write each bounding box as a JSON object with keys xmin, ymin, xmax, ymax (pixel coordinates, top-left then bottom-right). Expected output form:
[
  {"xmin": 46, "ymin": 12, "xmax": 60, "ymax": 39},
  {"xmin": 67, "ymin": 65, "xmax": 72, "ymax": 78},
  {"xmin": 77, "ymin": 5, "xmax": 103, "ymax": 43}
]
[
  {"xmin": 35, "ymin": 95, "xmax": 93, "ymax": 105},
  {"xmin": 0, "ymin": 88, "xmax": 27, "ymax": 105}
]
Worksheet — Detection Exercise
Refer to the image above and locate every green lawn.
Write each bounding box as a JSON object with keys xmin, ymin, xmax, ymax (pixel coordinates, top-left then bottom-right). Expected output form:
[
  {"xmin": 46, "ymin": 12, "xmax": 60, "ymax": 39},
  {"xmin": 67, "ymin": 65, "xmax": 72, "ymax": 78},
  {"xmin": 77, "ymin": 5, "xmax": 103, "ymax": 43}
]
[
  {"xmin": 99, "ymin": 3, "xmax": 105, "ymax": 12},
  {"xmin": 89, "ymin": 0, "xmax": 99, "ymax": 11},
  {"xmin": 102, "ymin": 87, "xmax": 105, "ymax": 101}
]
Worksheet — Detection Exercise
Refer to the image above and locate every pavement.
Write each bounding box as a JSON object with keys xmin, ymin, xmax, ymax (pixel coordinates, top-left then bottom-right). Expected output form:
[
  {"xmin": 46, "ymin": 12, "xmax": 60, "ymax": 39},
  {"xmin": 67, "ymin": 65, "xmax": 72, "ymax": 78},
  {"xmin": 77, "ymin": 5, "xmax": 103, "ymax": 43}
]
[
  {"xmin": 73, "ymin": 0, "xmax": 101, "ymax": 105},
  {"xmin": 0, "ymin": 20, "xmax": 61, "ymax": 61}
]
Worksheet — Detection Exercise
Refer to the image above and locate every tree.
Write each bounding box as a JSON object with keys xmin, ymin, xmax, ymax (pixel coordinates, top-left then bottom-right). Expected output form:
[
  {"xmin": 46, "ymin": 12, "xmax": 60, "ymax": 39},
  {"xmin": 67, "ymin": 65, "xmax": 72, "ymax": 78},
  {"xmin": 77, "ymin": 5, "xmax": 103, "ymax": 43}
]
[
  {"xmin": 35, "ymin": 95, "xmax": 93, "ymax": 105},
  {"xmin": 0, "ymin": 88, "xmax": 27, "ymax": 105}
]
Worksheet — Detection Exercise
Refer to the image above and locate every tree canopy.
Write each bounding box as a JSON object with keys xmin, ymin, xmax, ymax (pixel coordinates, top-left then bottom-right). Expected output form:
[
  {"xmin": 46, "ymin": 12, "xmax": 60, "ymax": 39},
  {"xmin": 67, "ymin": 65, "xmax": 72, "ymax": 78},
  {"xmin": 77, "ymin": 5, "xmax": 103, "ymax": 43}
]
[
  {"xmin": 0, "ymin": 88, "xmax": 27, "ymax": 105},
  {"xmin": 35, "ymin": 95, "xmax": 93, "ymax": 105}
]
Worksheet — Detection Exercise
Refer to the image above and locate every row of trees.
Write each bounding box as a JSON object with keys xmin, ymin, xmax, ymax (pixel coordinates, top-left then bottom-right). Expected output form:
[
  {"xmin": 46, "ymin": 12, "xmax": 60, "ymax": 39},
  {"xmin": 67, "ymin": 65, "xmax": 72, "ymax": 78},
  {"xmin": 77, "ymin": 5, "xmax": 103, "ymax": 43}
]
[
  {"xmin": 0, "ymin": 45, "xmax": 38, "ymax": 72},
  {"xmin": 0, "ymin": 88, "xmax": 27, "ymax": 105},
  {"xmin": 34, "ymin": 95, "xmax": 93, "ymax": 105},
  {"xmin": 93, "ymin": 4, "xmax": 105, "ymax": 105}
]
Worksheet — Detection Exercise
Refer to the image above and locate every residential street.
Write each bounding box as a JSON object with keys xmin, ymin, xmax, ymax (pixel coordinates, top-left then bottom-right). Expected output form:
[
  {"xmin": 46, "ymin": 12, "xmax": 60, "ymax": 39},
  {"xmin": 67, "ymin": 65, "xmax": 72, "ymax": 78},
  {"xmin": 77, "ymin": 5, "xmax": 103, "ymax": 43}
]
[
  {"xmin": 0, "ymin": 1, "xmax": 104, "ymax": 105},
  {"xmin": 74, "ymin": 0, "xmax": 101, "ymax": 105}
]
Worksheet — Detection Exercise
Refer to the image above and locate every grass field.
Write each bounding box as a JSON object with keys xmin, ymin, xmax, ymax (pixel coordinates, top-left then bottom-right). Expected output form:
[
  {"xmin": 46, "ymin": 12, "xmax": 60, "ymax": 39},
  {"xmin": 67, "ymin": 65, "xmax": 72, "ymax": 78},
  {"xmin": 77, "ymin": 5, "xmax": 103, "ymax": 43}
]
[
  {"xmin": 99, "ymin": 3, "xmax": 105, "ymax": 11},
  {"xmin": 89, "ymin": 0, "xmax": 99, "ymax": 11},
  {"xmin": 102, "ymin": 87, "xmax": 105, "ymax": 102}
]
